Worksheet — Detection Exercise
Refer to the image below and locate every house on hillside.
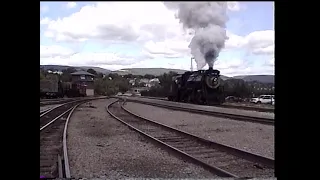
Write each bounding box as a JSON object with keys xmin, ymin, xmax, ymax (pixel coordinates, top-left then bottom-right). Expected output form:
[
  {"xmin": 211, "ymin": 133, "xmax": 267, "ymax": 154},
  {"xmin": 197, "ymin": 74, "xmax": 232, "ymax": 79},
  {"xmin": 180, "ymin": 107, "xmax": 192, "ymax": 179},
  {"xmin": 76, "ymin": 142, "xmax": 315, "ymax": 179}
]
[
  {"xmin": 131, "ymin": 87, "xmax": 149, "ymax": 95},
  {"xmin": 139, "ymin": 78, "xmax": 150, "ymax": 87},
  {"xmin": 71, "ymin": 71, "xmax": 95, "ymax": 96},
  {"xmin": 149, "ymin": 78, "xmax": 160, "ymax": 86}
]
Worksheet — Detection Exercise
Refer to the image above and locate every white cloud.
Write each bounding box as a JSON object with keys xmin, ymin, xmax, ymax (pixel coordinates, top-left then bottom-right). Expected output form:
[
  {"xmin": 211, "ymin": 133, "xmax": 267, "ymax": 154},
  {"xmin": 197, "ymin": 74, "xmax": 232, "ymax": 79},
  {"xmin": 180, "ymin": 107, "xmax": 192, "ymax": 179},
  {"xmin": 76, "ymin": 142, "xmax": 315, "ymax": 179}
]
[
  {"xmin": 40, "ymin": 17, "xmax": 51, "ymax": 25},
  {"xmin": 221, "ymin": 65, "xmax": 274, "ymax": 76},
  {"xmin": 44, "ymin": 2, "xmax": 178, "ymax": 42},
  {"xmin": 143, "ymin": 39, "xmax": 190, "ymax": 59},
  {"xmin": 40, "ymin": 5, "xmax": 49, "ymax": 13},
  {"xmin": 225, "ymin": 30, "xmax": 274, "ymax": 56},
  {"xmin": 227, "ymin": 2, "xmax": 243, "ymax": 11},
  {"xmin": 164, "ymin": 2, "xmax": 244, "ymax": 12},
  {"xmin": 264, "ymin": 57, "xmax": 274, "ymax": 67},
  {"xmin": 40, "ymin": 45, "xmax": 149, "ymax": 67},
  {"xmin": 40, "ymin": 2, "xmax": 274, "ymax": 76},
  {"xmin": 42, "ymin": 2, "xmax": 273, "ymax": 56},
  {"xmin": 215, "ymin": 58, "xmax": 246, "ymax": 69},
  {"xmin": 66, "ymin": 2, "xmax": 77, "ymax": 9},
  {"xmin": 40, "ymin": 45, "xmax": 75, "ymax": 58},
  {"xmin": 40, "ymin": 44, "xmax": 271, "ymax": 76}
]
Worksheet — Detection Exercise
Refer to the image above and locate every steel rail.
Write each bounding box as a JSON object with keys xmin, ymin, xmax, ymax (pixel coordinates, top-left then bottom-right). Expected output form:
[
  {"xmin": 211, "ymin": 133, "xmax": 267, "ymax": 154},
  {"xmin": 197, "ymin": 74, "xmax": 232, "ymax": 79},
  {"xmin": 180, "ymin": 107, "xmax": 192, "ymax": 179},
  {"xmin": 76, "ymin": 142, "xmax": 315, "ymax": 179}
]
[
  {"xmin": 63, "ymin": 104, "xmax": 81, "ymax": 178},
  {"xmin": 117, "ymin": 97, "xmax": 274, "ymax": 126},
  {"xmin": 107, "ymin": 99, "xmax": 274, "ymax": 178},
  {"xmin": 138, "ymin": 96, "xmax": 274, "ymax": 113}
]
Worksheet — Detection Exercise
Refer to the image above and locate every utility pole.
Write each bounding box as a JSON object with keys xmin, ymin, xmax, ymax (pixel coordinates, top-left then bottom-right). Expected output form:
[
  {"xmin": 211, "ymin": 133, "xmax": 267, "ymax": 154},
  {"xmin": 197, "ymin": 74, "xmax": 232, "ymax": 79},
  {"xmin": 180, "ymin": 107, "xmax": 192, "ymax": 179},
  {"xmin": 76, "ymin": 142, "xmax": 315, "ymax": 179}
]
[{"xmin": 190, "ymin": 57, "xmax": 194, "ymax": 72}]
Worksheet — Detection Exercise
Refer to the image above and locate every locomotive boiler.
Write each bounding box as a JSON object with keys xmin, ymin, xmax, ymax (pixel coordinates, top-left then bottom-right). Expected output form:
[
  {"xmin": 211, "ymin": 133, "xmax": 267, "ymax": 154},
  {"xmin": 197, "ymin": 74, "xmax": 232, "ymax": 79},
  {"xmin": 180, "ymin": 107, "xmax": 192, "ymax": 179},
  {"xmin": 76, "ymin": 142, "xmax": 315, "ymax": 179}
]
[{"xmin": 168, "ymin": 67, "xmax": 225, "ymax": 105}]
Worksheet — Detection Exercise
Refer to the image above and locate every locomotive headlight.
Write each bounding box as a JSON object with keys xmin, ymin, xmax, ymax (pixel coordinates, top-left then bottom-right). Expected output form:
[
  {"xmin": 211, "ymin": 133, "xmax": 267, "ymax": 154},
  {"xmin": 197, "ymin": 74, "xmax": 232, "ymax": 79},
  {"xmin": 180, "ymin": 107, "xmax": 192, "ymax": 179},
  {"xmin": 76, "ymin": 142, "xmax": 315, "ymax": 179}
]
[
  {"xmin": 212, "ymin": 78, "xmax": 218, "ymax": 85},
  {"xmin": 206, "ymin": 76, "xmax": 220, "ymax": 89}
]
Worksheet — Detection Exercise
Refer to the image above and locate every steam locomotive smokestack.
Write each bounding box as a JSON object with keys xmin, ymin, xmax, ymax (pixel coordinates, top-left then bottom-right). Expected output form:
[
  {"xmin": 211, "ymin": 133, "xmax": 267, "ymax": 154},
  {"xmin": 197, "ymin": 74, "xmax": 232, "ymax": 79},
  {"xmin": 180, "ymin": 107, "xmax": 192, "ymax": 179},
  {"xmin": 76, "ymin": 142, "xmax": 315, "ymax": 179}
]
[
  {"xmin": 191, "ymin": 57, "xmax": 194, "ymax": 71},
  {"xmin": 205, "ymin": 50, "xmax": 216, "ymax": 68},
  {"xmin": 164, "ymin": 2, "xmax": 228, "ymax": 70}
]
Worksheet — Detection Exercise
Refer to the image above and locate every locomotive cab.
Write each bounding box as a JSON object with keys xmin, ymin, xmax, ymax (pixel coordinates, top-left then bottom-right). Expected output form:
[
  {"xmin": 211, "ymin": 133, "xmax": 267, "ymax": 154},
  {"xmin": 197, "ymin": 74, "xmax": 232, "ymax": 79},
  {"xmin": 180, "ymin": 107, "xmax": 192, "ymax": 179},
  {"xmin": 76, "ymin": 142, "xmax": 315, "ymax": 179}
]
[{"xmin": 168, "ymin": 75, "xmax": 182, "ymax": 101}]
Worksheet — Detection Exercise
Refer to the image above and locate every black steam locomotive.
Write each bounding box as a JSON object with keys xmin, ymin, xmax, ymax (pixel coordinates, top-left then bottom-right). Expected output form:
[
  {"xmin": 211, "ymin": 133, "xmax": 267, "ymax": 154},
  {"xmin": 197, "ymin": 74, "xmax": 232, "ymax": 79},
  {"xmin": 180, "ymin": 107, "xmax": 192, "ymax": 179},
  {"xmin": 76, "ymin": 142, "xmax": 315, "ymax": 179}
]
[{"xmin": 168, "ymin": 67, "xmax": 225, "ymax": 105}]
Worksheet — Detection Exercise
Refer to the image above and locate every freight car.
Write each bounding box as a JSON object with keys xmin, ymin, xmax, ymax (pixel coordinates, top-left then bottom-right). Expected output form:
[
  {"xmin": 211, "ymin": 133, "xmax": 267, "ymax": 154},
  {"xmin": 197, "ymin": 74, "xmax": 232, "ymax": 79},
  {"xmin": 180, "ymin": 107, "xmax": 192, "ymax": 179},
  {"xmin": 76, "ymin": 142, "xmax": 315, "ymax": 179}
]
[
  {"xmin": 168, "ymin": 67, "xmax": 225, "ymax": 105},
  {"xmin": 40, "ymin": 79, "xmax": 86, "ymax": 99}
]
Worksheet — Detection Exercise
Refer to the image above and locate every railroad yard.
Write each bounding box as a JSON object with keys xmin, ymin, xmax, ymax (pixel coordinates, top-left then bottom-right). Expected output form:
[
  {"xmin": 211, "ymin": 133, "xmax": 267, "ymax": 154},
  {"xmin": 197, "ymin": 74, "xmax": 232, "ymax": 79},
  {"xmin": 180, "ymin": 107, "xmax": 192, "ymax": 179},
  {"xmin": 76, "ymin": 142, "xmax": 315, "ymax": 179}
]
[
  {"xmin": 40, "ymin": 96, "xmax": 275, "ymax": 179},
  {"xmin": 40, "ymin": 1, "xmax": 276, "ymax": 178}
]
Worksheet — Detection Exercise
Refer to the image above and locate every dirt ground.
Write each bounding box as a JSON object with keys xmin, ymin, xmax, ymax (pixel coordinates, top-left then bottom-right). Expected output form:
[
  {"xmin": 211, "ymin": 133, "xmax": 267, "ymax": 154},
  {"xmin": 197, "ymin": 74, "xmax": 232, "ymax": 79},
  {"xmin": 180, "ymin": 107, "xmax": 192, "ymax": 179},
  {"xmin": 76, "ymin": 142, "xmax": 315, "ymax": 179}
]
[{"xmin": 66, "ymin": 98, "xmax": 216, "ymax": 179}]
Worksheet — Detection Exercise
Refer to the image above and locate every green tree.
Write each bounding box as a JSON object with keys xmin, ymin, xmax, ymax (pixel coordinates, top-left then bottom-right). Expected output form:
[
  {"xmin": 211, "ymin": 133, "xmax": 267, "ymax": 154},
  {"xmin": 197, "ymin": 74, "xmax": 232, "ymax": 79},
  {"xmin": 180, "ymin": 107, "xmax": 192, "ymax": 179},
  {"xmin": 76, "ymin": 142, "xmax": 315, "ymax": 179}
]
[
  {"xmin": 93, "ymin": 72, "xmax": 130, "ymax": 95},
  {"xmin": 94, "ymin": 78, "xmax": 106, "ymax": 95},
  {"xmin": 108, "ymin": 73, "xmax": 119, "ymax": 79},
  {"xmin": 96, "ymin": 73, "xmax": 104, "ymax": 78},
  {"xmin": 40, "ymin": 72, "xmax": 45, "ymax": 80},
  {"xmin": 143, "ymin": 74, "xmax": 156, "ymax": 79},
  {"xmin": 87, "ymin": 68, "xmax": 97, "ymax": 75},
  {"xmin": 60, "ymin": 67, "xmax": 77, "ymax": 82},
  {"xmin": 158, "ymin": 72, "xmax": 177, "ymax": 90},
  {"xmin": 117, "ymin": 81, "xmax": 130, "ymax": 93},
  {"xmin": 123, "ymin": 74, "xmax": 134, "ymax": 79},
  {"xmin": 66, "ymin": 67, "xmax": 77, "ymax": 74},
  {"xmin": 139, "ymin": 82, "xmax": 146, "ymax": 87},
  {"xmin": 61, "ymin": 70, "xmax": 72, "ymax": 82}
]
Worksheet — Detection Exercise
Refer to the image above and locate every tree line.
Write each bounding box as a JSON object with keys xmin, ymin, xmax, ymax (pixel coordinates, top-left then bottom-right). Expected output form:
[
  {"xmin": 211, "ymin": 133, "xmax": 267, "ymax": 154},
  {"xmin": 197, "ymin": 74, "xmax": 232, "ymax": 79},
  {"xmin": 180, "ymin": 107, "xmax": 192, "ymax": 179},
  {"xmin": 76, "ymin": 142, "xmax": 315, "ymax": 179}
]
[
  {"xmin": 40, "ymin": 68, "xmax": 274, "ymax": 98},
  {"xmin": 40, "ymin": 67, "xmax": 156, "ymax": 96},
  {"xmin": 140, "ymin": 72, "xmax": 274, "ymax": 98}
]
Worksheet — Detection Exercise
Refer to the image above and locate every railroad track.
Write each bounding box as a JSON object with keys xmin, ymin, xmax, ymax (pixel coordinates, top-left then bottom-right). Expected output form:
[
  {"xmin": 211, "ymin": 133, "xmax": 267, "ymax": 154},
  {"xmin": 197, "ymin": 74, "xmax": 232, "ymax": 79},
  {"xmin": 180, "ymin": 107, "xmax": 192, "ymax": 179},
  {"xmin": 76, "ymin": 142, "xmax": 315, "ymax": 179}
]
[
  {"xmin": 40, "ymin": 98, "xmax": 80, "ymax": 107},
  {"xmin": 40, "ymin": 98, "xmax": 71, "ymax": 102},
  {"xmin": 116, "ymin": 97, "xmax": 274, "ymax": 126},
  {"xmin": 138, "ymin": 96, "xmax": 274, "ymax": 113},
  {"xmin": 107, "ymin": 99, "xmax": 274, "ymax": 178},
  {"xmin": 40, "ymin": 96, "xmax": 107, "ymax": 106},
  {"xmin": 40, "ymin": 99, "xmax": 93, "ymax": 179},
  {"xmin": 40, "ymin": 108, "xmax": 53, "ymax": 116}
]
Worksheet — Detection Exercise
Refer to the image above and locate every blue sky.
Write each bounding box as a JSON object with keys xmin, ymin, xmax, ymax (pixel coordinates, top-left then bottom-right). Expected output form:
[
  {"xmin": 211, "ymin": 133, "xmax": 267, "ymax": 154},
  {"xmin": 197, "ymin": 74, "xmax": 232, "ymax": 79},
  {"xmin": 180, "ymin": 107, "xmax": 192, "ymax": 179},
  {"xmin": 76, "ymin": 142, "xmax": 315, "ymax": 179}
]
[{"xmin": 40, "ymin": 2, "xmax": 274, "ymax": 77}]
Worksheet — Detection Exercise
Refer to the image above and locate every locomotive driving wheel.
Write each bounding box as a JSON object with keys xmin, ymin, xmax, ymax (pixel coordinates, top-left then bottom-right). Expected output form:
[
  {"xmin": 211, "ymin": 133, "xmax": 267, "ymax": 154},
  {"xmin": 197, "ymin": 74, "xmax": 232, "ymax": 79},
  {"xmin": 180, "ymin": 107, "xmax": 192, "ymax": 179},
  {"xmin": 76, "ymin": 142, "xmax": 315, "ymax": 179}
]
[
  {"xmin": 186, "ymin": 95, "xmax": 192, "ymax": 103},
  {"xmin": 195, "ymin": 91, "xmax": 204, "ymax": 104}
]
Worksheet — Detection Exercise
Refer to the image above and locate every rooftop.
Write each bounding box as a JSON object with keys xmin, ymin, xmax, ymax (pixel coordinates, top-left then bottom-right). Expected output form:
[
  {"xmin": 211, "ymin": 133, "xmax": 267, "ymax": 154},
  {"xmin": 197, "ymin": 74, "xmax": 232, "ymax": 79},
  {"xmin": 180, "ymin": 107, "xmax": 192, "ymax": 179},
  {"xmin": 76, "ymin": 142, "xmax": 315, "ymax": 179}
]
[{"xmin": 71, "ymin": 71, "xmax": 95, "ymax": 76}]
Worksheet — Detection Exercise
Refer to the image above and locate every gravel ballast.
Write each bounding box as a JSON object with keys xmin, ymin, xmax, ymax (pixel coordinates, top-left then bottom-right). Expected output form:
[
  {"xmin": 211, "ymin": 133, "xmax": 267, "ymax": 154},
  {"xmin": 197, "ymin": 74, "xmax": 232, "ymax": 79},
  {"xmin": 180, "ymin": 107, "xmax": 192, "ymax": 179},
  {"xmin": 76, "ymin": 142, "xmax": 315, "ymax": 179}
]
[
  {"xmin": 124, "ymin": 102, "xmax": 274, "ymax": 158},
  {"xmin": 67, "ymin": 98, "xmax": 216, "ymax": 179},
  {"xmin": 126, "ymin": 96, "xmax": 274, "ymax": 119},
  {"xmin": 40, "ymin": 104, "xmax": 58, "ymax": 112}
]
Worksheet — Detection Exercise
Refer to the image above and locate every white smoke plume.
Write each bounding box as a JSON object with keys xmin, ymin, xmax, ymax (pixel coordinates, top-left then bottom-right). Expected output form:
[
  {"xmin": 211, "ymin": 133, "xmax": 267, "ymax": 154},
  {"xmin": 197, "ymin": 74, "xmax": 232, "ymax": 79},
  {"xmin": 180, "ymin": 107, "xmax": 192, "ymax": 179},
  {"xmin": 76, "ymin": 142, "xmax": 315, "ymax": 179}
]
[{"xmin": 164, "ymin": 2, "xmax": 229, "ymax": 70}]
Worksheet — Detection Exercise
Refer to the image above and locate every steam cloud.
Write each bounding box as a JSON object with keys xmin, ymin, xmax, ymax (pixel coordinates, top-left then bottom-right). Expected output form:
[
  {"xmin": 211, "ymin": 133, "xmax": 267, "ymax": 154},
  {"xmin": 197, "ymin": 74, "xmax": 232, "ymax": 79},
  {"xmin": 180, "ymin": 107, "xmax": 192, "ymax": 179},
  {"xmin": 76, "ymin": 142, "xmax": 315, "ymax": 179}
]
[{"xmin": 164, "ymin": 2, "xmax": 229, "ymax": 70}]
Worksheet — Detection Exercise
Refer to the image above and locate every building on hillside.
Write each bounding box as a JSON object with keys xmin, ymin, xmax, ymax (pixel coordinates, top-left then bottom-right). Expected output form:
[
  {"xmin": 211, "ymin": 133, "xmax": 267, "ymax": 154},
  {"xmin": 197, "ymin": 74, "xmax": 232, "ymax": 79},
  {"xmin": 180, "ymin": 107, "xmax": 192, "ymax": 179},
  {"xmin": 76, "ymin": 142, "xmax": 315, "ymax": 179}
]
[
  {"xmin": 149, "ymin": 78, "xmax": 160, "ymax": 87},
  {"xmin": 131, "ymin": 87, "xmax": 149, "ymax": 95},
  {"xmin": 139, "ymin": 78, "xmax": 149, "ymax": 84},
  {"xmin": 129, "ymin": 78, "xmax": 160, "ymax": 87},
  {"xmin": 71, "ymin": 71, "xmax": 95, "ymax": 96},
  {"xmin": 129, "ymin": 79, "xmax": 135, "ymax": 86}
]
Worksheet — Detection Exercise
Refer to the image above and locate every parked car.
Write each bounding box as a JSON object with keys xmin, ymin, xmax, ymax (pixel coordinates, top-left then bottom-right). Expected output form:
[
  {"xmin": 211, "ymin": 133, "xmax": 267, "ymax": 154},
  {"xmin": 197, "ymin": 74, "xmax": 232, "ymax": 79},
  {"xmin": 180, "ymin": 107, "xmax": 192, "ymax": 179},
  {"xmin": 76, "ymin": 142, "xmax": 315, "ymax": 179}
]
[
  {"xmin": 272, "ymin": 97, "xmax": 275, "ymax": 105},
  {"xmin": 225, "ymin": 96, "xmax": 244, "ymax": 103},
  {"xmin": 250, "ymin": 95, "xmax": 274, "ymax": 104}
]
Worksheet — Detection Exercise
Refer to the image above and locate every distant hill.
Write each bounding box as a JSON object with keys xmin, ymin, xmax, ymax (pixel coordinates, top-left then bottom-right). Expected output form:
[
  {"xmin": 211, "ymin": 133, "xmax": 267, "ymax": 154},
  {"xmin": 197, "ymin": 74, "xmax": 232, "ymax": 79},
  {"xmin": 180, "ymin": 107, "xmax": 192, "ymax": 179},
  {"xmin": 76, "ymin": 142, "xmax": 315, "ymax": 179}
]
[
  {"xmin": 78, "ymin": 66, "xmax": 111, "ymax": 74},
  {"xmin": 111, "ymin": 68, "xmax": 188, "ymax": 76},
  {"xmin": 40, "ymin": 65, "xmax": 111, "ymax": 74},
  {"xmin": 112, "ymin": 68, "xmax": 231, "ymax": 80},
  {"xmin": 233, "ymin": 75, "xmax": 274, "ymax": 84},
  {"xmin": 40, "ymin": 65, "xmax": 273, "ymax": 84}
]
